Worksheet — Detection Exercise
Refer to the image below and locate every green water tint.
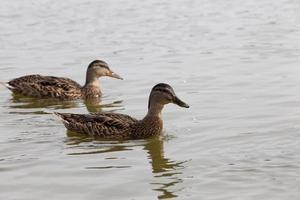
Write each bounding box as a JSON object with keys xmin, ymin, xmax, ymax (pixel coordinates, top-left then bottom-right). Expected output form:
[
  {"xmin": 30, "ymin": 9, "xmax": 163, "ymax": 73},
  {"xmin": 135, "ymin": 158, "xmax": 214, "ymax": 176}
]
[
  {"xmin": 10, "ymin": 93, "xmax": 79, "ymax": 109},
  {"xmin": 9, "ymin": 93, "xmax": 123, "ymax": 114},
  {"xmin": 2, "ymin": 0, "xmax": 300, "ymax": 199},
  {"xmin": 84, "ymin": 99, "xmax": 123, "ymax": 113},
  {"xmin": 65, "ymin": 131, "xmax": 185, "ymax": 199}
]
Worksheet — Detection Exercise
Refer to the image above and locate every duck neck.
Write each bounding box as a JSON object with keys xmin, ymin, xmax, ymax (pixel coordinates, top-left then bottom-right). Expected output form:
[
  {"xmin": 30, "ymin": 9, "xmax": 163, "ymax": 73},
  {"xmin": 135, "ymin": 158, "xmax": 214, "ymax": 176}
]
[
  {"xmin": 84, "ymin": 70, "xmax": 100, "ymax": 89},
  {"xmin": 146, "ymin": 102, "xmax": 164, "ymax": 118},
  {"xmin": 82, "ymin": 70, "xmax": 101, "ymax": 98},
  {"xmin": 133, "ymin": 103, "xmax": 164, "ymax": 139}
]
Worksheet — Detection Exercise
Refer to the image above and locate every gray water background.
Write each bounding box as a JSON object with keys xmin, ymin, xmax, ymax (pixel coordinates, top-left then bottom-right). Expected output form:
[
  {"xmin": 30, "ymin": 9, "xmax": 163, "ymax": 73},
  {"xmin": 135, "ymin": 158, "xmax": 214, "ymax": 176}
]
[{"xmin": 1, "ymin": 0, "xmax": 300, "ymax": 199}]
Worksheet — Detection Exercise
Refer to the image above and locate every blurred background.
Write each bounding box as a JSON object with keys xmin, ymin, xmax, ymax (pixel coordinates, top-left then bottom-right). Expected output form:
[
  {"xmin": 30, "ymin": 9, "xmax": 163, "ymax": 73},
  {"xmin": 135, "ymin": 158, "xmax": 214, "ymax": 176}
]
[{"xmin": 0, "ymin": 0, "xmax": 300, "ymax": 199}]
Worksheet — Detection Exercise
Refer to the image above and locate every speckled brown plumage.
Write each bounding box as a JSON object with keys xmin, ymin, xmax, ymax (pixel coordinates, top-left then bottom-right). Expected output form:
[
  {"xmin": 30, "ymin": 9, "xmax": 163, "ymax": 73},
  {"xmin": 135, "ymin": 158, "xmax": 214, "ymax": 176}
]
[
  {"xmin": 4, "ymin": 60, "xmax": 122, "ymax": 100},
  {"xmin": 55, "ymin": 112, "xmax": 162, "ymax": 140},
  {"xmin": 8, "ymin": 75, "xmax": 83, "ymax": 100},
  {"xmin": 81, "ymin": 84, "xmax": 102, "ymax": 99},
  {"xmin": 55, "ymin": 83, "xmax": 189, "ymax": 140}
]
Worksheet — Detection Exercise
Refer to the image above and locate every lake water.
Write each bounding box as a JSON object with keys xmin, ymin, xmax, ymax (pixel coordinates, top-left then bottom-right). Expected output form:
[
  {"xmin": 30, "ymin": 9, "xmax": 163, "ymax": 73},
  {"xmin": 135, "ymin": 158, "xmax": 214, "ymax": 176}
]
[{"xmin": 1, "ymin": 0, "xmax": 300, "ymax": 199}]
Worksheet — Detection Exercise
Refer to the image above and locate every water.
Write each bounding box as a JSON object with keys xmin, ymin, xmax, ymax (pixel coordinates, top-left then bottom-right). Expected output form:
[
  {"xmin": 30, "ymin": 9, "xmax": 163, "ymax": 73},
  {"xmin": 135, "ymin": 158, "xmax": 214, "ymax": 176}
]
[{"xmin": 1, "ymin": 0, "xmax": 300, "ymax": 199}]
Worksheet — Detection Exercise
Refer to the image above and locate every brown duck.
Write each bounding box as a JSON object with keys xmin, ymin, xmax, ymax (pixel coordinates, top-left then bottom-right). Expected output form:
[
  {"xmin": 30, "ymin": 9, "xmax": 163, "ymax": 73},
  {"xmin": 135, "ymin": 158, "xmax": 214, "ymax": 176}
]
[
  {"xmin": 1, "ymin": 60, "xmax": 122, "ymax": 100},
  {"xmin": 55, "ymin": 83, "xmax": 189, "ymax": 140}
]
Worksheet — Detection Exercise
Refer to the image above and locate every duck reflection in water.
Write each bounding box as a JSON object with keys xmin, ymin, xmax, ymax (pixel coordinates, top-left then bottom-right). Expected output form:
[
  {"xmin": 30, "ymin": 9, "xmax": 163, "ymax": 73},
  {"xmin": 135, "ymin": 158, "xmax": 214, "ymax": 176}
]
[
  {"xmin": 9, "ymin": 93, "xmax": 123, "ymax": 114},
  {"xmin": 144, "ymin": 136, "xmax": 184, "ymax": 199},
  {"xmin": 9, "ymin": 93, "xmax": 79, "ymax": 110},
  {"xmin": 84, "ymin": 97, "xmax": 123, "ymax": 113},
  {"xmin": 65, "ymin": 133, "xmax": 184, "ymax": 199}
]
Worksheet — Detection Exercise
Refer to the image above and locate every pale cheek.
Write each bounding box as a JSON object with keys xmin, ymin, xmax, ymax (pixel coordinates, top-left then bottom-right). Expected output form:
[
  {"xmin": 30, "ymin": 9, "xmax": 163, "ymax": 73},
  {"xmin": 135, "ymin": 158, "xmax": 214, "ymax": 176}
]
[
  {"xmin": 96, "ymin": 69, "xmax": 106, "ymax": 76},
  {"xmin": 163, "ymin": 99, "xmax": 171, "ymax": 104}
]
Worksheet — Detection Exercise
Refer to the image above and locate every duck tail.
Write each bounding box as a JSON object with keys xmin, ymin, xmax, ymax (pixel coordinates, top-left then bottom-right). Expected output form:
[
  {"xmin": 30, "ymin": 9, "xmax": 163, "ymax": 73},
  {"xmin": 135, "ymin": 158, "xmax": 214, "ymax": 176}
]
[
  {"xmin": 54, "ymin": 112, "xmax": 70, "ymax": 125},
  {"xmin": 0, "ymin": 81, "xmax": 14, "ymax": 90}
]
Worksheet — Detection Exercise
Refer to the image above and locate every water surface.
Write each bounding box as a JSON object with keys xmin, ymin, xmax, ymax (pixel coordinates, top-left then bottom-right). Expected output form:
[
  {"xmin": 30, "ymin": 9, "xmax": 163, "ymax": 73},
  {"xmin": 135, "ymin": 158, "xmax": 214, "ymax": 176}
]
[{"xmin": 1, "ymin": 0, "xmax": 300, "ymax": 199}]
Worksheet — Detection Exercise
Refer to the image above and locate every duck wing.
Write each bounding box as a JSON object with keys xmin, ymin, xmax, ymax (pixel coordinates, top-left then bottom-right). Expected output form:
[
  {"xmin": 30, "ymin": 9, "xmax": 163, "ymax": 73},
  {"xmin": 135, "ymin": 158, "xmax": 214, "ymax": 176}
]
[
  {"xmin": 7, "ymin": 75, "xmax": 82, "ymax": 99},
  {"xmin": 93, "ymin": 112, "xmax": 138, "ymax": 124},
  {"xmin": 55, "ymin": 112, "xmax": 138, "ymax": 139}
]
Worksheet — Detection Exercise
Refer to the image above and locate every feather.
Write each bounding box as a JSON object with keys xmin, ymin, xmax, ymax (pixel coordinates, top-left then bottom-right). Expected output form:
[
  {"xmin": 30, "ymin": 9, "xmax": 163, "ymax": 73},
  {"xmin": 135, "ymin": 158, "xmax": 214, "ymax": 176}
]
[
  {"xmin": 0, "ymin": 81, "xmax": 14, "ymax": 90},
  {"xmin": 54, "ymin": 83, "xmax": 188, "ymax": 140},
  {"xmin": 2, "ymin": 60, "xmax": 122, "ymax": 100},
  {"xmin": 7, "ymin": 75, "xmax": 83, "ymax": 99},
  {"xmin": 54, "ymin": 112, "xmax": 150, "ymax": 139}
]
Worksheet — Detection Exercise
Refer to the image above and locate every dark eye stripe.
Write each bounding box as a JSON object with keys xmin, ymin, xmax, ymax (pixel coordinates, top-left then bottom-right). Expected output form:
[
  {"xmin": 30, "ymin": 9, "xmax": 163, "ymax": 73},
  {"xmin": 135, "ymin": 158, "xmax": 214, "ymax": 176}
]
[
  {"xmin": 154, "ymin": 88, "xmax": 173, "ymax": 96},
  {"xmin": 98, "ymin": 64, "xmax": 109, "ymax": 69}
]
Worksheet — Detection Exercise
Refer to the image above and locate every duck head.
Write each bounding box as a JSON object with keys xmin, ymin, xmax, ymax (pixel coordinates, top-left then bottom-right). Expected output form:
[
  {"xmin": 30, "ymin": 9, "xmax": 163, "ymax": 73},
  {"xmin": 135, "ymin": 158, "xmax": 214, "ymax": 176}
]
[
  {"xmin": 87, "ymin": 60, "xmax": 123, "ymax": 80},
  {"xmin": 148, "ymin": 83, "xmax": 189, "ymax": 114}
]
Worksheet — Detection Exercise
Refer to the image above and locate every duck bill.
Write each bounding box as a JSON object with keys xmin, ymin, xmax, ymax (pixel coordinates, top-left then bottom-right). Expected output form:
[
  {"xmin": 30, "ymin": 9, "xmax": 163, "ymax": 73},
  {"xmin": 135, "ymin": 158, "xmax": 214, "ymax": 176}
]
[
  {"xmin": 174, "ymin": 96, "xmax": 189, "ymax": 108},
  {"xmin": 109, "ymin": 71, "xmax": 123, "ymax": 80}
]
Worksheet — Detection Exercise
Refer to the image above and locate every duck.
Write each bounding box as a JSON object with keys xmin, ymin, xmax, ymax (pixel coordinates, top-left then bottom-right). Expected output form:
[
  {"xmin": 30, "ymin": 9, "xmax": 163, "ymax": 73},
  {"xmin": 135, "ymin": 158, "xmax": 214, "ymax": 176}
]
[
  {"xmin": 1, "ymin": 60, "xmax": 122, "ymax": 100},
  {"xmin": 55, "ymin": 83, "xmax": 189, "ymax": 140}
]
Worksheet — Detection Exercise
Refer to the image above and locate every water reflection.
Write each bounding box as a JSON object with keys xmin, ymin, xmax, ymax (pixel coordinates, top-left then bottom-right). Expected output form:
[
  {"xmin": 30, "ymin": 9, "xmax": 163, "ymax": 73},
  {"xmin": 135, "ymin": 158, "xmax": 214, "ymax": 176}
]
[
  {"xmin": 9, "ymin": 93, "xmax": 123, "ymax": 114},
  {"xmin": 65, "ymin": 130, "xmax": 134, "ymax": 154},
  {"xmin": 9, "ymin": 93, "xmax": 79, "ymax": 110},
  {"xmin": 84, "ymin": 98, "xmax": 101, "ymax": 113},
  {"xmin": 144, "ymin": 137, "xmax": 184, "ymax": 199},
  {"xmin": 84, "ymin": 98, "xmax": 123, "ymax": 113},
  {"xmin": 65, "ymin": 132, "xmax": 184, "ymax": 199}
]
